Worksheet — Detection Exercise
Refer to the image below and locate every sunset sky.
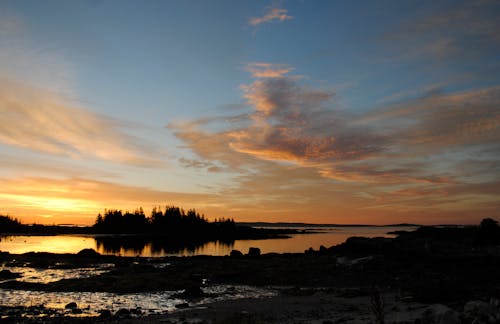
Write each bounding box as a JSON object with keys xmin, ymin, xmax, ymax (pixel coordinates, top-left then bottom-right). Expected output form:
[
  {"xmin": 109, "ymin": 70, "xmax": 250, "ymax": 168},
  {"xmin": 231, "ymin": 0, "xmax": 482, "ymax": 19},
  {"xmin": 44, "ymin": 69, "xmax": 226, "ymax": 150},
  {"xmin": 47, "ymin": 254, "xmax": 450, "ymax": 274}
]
[{"xmin": 1, "ymin": 1, "xmax": 499, "ymax": 225}]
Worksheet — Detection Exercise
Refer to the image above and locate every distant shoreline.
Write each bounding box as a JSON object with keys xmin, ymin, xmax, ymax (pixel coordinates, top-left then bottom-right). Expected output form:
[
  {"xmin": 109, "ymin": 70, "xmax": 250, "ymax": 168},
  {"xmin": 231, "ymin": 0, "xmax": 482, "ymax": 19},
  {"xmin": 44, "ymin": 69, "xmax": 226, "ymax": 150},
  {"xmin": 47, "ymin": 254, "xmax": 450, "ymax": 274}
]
[{"xmin": 238, "ymin": 222, "xmax": 422, "ymax": 228}]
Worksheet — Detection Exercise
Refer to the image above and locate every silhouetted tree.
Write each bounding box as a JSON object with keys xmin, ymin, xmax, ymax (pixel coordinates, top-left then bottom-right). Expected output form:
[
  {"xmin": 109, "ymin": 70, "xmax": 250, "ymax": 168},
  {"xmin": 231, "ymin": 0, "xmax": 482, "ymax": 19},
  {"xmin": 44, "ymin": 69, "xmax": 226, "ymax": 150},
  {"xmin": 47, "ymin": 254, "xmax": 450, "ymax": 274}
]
[
  {"xmin": 0, "ymin": 215, "xmax": 24, "ymax": 232},
  {"xmin": 479, "ymin": 218, "xmax": 500, "ymax": 244}
]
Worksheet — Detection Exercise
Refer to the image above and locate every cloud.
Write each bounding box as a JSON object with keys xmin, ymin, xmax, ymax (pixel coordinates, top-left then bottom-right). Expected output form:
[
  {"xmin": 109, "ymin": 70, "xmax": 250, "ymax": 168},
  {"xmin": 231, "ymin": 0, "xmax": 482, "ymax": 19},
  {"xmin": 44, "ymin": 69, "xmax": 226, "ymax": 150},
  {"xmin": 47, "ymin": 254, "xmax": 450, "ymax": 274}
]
[
  {"xmin": 249, "ymin": 7, "xmax": 293, "ymax": 26},
  {"xmin": 233, "ymin": 67, "xmax": 388, "ymax": 168},
  {"xmin": 359, "ymin": 86, "xmax": 500, "ymax": 150},
  {"xmin": 0, "ymin": 12, "xmax": 23, "ymax": 34},
  {"xmin": 245, "ymin": 62, "xmax": 294, "ymax": 79},
  {"xmin": 383, "ymin": 1, "xmax": 500, "ymax": 61},
  {"xmin": 172, "ymin": 65, "xmax": 500, "ymax": 186},
  {"xmin": 169, "ymin": 63, "xmax": 500, "ymax": 223},
  {"xmin": 0, "ymin": 77, "xmax": 163, "ymax": 166},
  {"xmin": 178, "ymin": 157, "xmax": 222, "ymax": 173}
]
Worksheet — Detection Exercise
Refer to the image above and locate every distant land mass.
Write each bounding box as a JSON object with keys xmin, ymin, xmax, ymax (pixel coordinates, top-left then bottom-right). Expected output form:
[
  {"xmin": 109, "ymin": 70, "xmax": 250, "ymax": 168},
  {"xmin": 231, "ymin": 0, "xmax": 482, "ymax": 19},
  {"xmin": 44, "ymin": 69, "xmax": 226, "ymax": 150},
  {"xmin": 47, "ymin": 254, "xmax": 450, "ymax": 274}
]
[
  {"xmin": 238, "ymin": 222, "xmax": 421, "ymax": 228},
  {"xmin": 0, "ymin": 208, "xmax": 300, "ymax": 240}
]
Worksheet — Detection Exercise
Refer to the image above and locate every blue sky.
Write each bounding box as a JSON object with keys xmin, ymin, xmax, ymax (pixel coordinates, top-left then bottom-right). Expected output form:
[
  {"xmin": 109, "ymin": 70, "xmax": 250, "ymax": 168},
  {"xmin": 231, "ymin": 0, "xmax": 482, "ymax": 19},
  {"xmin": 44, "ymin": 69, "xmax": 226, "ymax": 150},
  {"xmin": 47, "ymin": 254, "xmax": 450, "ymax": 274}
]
[{"xmin": 0, "ymin": 0, "xmax": 499, "ymax": 224}]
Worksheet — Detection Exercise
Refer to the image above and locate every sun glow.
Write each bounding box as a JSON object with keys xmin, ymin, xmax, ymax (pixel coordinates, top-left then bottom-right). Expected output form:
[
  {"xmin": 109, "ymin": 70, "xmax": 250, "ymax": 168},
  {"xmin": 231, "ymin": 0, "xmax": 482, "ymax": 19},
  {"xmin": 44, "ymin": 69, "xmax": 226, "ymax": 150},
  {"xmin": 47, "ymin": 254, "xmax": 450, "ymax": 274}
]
[{"xmin": 0, "ymin": 193, "xmax": 97, "ymax": 213}]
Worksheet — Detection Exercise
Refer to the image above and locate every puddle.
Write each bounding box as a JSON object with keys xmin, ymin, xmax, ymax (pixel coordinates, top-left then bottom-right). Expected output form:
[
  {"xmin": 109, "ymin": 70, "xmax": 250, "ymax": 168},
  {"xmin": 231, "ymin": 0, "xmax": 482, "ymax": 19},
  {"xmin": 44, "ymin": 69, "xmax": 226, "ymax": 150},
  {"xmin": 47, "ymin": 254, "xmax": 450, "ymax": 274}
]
[
  {"xmin": 0, "ymin": 285, "xmax": 277, "ymax": 317},
  {"xmin": 1, "ymin": 264, "xmax": 113, "ymax": 284}
]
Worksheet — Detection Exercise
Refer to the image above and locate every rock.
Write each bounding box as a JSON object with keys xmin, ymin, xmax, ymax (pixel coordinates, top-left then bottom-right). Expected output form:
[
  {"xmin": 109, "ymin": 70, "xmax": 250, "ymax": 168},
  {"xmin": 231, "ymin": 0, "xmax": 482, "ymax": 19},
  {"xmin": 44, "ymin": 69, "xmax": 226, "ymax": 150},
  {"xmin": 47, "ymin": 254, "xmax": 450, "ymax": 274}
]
[
  {"xmin": 130, "ymin": 307, "xmax": 142, "ymax": 315},
  {"xmin": 305, "ymin": 247, "xmax": 315, "ymax": 255},
  {"xmin": 175, "ymin": 303, "xmax": 189, "ymax": 309},
  {"xmin": 438, "ymin": 310, "xmax": 460, "ymax": 324},
  {"xmin": 418, "ymin": 304, "xmax": 456, "ymax": 324},
  {"xmin": 0, "ymin": 269, "xmax": 21, "ymax": 279},
  {"xmin": 230, "ymin": 249, "xmax": 243, "ymax": 257},
  {"xmin": 180, "ymin": 286, "xmax": 205, "ymax": 298},
  {"xmin": 98, "ymin": 309, "xmax": 112, "ymax": 318},
  {"xmin": 463, "ymin": 300, "xmax": 500, "ymax": 323},
  {"xmin": 115, "ymin": 308, "xmax": 131, "ymax": 317},
  {"xmin": 76, "ymin": 248, "xmax": 100, "ymax": 257},
  {"xmin": 65, "ymin": 302, "xmax": 78, "ymax": 309},
  {"xmin": 71, "ymin": 308, "xmax": 83, "ymax": 314},
  {"xmin": 248, "ymin": 247, "xmax": 261, "ymax": 257}
]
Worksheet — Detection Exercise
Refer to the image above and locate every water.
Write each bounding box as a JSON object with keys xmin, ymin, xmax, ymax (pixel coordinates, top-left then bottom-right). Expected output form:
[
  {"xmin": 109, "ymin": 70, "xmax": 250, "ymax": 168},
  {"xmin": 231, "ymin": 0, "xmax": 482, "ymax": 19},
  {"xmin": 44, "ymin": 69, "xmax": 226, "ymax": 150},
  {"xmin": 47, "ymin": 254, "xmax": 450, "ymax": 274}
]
[
  {"xmin": 0, "ymin": 285, "xmax": 278, "ymax": 317},
  {"xmin": 0, "ymin": 226, "xmax": 414, "ymax": 257}
]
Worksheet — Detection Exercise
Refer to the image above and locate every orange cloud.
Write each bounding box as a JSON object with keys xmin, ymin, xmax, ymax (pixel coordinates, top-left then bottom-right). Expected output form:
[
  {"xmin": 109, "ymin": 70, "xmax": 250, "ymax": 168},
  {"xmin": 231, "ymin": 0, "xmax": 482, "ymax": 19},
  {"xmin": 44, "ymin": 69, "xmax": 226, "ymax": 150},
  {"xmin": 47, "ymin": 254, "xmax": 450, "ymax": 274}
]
[
  {"xmin": 358, "ymin": 86, "xmax": 500, "ymax": 150},
  {"xmin": 167, "ymin": 64, "xmax": 500, "ymax": 224},
  {"xmin": 249, "ymin": 7, "xmax": 293, "ymax": 26},
  {"xmin": 0, "ymin": 77, "xmax": 163, "ymax": 166},
  {"xmin": 245, "ymin": 63, "xmax": 294, "ymax": 79}
]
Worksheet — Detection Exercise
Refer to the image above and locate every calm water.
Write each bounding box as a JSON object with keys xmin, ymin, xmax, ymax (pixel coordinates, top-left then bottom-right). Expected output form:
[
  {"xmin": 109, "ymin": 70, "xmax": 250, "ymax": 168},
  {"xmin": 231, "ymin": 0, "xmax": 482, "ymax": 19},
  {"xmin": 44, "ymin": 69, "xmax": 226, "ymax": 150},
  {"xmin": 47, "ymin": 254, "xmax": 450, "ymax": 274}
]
[{"xmin": 0, "ymin": 226, "xmax": 414, "ymax": 257}]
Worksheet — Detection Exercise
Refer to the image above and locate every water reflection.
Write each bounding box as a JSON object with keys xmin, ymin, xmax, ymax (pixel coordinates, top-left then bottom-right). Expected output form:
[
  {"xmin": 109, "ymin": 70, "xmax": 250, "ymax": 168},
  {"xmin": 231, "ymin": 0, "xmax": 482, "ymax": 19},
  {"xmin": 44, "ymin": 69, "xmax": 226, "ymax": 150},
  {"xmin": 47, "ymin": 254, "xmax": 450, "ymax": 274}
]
[
  {"xmin": 0, "ymin": 226, "xmax": 416, "ymax": 257},
  {"xmin": 0, "ymin": 285, "xmax": 277, "ymax": 317},
  {"xmin": 94, "ymin": 236, "xmax": 234, "ymax": 257}
]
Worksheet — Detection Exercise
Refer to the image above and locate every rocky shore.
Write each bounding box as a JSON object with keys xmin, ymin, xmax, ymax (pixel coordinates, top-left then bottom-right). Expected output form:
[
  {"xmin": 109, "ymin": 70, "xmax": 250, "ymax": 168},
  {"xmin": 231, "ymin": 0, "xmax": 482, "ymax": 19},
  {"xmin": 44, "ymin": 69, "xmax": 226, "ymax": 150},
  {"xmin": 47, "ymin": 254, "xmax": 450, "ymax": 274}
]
[{"xmin": 1, "ymin": 222, "xmax": 500, "ymax": 323}]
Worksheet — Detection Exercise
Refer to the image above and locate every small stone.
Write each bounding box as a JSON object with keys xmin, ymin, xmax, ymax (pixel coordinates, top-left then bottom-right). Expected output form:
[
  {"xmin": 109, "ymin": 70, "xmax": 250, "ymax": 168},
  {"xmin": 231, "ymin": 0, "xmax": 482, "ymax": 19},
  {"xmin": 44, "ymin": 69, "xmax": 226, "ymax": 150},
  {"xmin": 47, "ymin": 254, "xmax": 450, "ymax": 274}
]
[
  {"xmin": 175, "ymin": 303, "xmax": 189, "ymax": 309},
  {"xmin": 65, "ymin": 302, "xmax": 77, "ymax": 309}
]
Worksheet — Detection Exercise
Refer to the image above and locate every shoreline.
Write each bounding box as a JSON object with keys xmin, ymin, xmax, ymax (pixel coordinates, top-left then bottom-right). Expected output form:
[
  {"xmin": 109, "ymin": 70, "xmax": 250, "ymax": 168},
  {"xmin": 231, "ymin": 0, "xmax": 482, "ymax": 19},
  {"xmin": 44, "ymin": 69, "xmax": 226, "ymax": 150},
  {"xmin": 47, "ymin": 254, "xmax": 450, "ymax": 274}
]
[{"xmin": 1, "ymin": 224, "xmax": 500, "ymax": 322}]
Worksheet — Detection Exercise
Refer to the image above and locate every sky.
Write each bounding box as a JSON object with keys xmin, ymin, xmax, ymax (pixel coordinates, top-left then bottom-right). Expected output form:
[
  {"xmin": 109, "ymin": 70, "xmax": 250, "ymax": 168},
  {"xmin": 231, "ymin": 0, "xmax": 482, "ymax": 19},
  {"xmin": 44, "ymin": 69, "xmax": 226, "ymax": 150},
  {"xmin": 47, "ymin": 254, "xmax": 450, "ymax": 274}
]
[{"xmin": 0, "ymin": 0, "xmax": 499, "ymax": 225}]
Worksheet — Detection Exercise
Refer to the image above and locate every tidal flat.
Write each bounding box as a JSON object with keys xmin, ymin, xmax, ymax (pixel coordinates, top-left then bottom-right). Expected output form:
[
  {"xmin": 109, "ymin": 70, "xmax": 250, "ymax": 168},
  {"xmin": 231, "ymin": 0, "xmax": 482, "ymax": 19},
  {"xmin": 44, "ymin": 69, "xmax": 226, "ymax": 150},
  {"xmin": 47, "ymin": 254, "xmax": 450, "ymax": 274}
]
[{"xmin": 1, "ymin": 225, "xmax": 500, "ymax": 323}]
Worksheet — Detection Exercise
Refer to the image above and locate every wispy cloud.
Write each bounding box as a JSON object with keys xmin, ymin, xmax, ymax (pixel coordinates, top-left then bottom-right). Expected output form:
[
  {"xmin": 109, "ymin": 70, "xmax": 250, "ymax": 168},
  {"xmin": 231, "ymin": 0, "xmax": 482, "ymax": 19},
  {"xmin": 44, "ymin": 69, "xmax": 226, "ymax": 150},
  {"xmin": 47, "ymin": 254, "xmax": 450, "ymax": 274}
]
[
  {"xmin": 383, "ymin": 1, "xmax": 500, "ymax": 61},
  {"xmin": 358, "ymin": 86, "xmax": 500, "ymax": 149},
  {"xmin": 0, "ymin": 77, "xmax": 163, "ymax": 166},
  {"xmin": 245, "ymin": 62, "xmax": 294, "ymax": 78},
  {"xmin": 169, "ymin": 62, "xmax": 500, "ymax": 223},
  {"xmin": 249, "ymin": 7, "xmax": 293, "ymax": 26}
]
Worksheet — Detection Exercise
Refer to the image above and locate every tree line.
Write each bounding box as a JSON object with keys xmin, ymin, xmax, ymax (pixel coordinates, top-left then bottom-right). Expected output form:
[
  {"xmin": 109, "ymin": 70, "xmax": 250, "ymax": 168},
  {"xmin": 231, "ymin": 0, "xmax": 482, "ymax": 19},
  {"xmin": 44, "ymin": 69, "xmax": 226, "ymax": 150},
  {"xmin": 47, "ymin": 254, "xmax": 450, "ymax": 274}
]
[{"xmin": 93, "ymin": 206, "xmax": 236, "ymax": 239}]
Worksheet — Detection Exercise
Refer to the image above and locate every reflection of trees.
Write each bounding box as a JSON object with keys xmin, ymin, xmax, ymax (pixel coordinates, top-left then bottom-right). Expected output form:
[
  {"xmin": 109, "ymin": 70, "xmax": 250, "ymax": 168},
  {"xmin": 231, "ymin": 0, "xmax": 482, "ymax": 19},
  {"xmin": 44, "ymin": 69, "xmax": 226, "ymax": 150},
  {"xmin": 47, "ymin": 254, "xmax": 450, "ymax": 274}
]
[{"xmin": 94, "ymin": 236, "xmax": 234, "ymax": 256}]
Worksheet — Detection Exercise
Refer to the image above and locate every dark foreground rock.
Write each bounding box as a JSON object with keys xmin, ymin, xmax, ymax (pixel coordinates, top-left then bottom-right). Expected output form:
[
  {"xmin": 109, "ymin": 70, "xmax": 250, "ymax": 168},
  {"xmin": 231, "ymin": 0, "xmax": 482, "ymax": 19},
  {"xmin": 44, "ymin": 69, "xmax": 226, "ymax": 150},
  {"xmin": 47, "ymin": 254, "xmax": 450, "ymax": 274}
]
[
  {"xmin": 0, "ymin": 269, "xmax": 21, "ymax": 279},
  {"xmin": 0, "ymin": 222, "xmax": 500, "ymax": 322}
]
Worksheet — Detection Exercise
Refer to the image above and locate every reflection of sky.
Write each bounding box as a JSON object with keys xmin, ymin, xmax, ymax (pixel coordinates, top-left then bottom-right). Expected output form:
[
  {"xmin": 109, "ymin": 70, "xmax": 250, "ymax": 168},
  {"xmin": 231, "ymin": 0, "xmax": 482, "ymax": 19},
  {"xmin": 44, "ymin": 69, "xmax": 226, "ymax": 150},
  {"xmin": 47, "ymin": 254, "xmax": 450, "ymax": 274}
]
[
  {"xmin": 0, "ymin": 227, "xmax": 415, "ymax": 256},
  {"xmin": 1, "ymin": 265, "xmax": 112, "ymax": 284},
  {"xmin": 0, "ymin": 285, "xmax": 277, "ymax": 317},
  {"xmin": 0, "ymin": 1, "xmax": 499, "ymax": 225},
  {"xmin": 0, "ymin": 235, "xmax": 96, "ymax": 254}
]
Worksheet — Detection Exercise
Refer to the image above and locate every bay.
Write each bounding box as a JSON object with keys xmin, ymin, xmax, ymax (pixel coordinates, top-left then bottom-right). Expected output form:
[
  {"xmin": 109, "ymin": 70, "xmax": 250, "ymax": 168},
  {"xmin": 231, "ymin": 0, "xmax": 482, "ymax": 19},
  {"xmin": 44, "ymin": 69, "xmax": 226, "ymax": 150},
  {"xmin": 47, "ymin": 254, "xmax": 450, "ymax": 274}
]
[{"xmin": 0, "ymin": 226, "xmax": 415, "ymax": 257}]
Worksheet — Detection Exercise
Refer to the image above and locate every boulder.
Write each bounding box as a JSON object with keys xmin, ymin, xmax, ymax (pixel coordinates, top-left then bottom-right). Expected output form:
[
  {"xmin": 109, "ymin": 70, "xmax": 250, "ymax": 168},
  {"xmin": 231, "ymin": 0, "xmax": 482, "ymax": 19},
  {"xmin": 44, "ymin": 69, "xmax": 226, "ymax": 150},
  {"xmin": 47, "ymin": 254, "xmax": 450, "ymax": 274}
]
[
  {"xmin": 98, "ymin": 309, "xmax": 112, "ymax": 318},
  {"xmin": 77, "ymin": 248, "xmax": 100, "ymax": 257},
  {"xmin": 248, "ymin": 247, "xmax": 261, "ymax": 257},
  {"xmin": 180, "ymin": 286, "xmax": 205, "ymax": 298},
  {"xmin": 230, "ymin": 249, "xmax": 243, "ymax": 257},
  {"xmin": 115, "ymin": 308, "xmax": 131, "ymax": 317},
  {"xmin": 0, "ymin": 269, "xmax": 21, "ymax": 280}
]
